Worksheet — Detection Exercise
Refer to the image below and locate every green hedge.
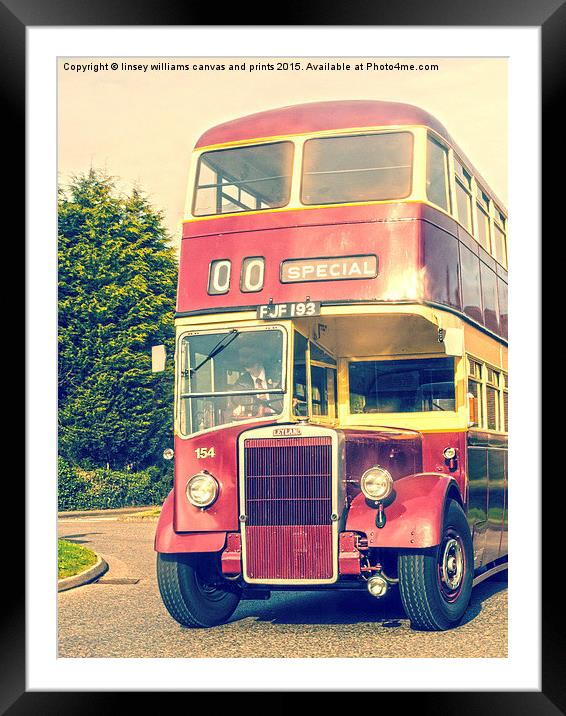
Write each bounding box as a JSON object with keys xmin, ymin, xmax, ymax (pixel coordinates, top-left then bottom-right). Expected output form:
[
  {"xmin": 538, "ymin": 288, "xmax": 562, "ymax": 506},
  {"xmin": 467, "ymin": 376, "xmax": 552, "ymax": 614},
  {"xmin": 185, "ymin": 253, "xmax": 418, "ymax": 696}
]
[{"xmin": 58, "ymin": 457, "xmax": 172, "ymax": 511}]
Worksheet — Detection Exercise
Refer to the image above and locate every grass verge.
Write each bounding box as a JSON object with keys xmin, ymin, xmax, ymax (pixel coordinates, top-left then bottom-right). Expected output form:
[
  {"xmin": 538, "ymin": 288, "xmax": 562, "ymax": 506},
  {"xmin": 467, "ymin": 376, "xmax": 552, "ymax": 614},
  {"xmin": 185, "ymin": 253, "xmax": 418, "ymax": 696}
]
[
  {"xmin": 58, "ymin": 539, "xmax": 98, "ymax": 579},
  {"xmin": 119, "ymin": 507, "xmax": 162, "ymax": 521}
]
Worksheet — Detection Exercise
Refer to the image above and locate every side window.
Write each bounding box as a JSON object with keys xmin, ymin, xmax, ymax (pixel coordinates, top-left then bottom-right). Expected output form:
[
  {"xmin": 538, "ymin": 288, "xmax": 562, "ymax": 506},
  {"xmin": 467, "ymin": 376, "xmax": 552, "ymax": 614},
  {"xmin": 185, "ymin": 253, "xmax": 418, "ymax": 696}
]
[
  {"xmin": 502, "ymin": 372, "xmax": 508, "ymax": 433},
  {"xmin": 467, "ymin": 357, "xmax": 483, "ymax": 428},
  {"xmin": 426, "ymin": 136, "xmax": 450, "ymax": 211},
  {"xmin": 475, "ymin": 186, "xmax": 491, "ymax": 252},
  {"xmin": 486, "ymin": 366, "xmax": 500, "ymax": 431},
  {"xmin": 292, "ymin": 331, "xmax": 308, "ymax": 416},
  {"xmin": 454, "ymin": 159, "xmax": 473, "ymax": 232},
  {"xmin": 493, "ymin": 207, "xmax": 508, "ymax": 267},
  {"xmin": 467, "ymin": 358, "xmax": 506, "ymax": 432},
  {"xmin": 310, "ymin": 343, "xmax": 337, "ymax": 418}
]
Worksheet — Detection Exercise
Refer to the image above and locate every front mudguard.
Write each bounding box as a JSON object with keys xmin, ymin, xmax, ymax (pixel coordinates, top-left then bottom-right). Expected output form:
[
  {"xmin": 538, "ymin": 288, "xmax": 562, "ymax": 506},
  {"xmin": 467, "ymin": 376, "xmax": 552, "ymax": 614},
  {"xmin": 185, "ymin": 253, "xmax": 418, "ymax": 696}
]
[
  {"xmin": 154, "ymin": 490, "xmax": 227, "ymax": 554},
  {"xmin": 345, "ymin": 473, "xmax": 463, "ymax": 549}
]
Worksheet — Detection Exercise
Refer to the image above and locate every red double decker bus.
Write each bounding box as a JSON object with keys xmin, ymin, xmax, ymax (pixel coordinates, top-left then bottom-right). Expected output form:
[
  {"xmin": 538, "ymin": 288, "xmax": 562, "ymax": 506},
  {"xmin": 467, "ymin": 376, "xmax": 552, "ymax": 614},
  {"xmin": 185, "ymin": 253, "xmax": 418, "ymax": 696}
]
[{"xmin": 154, "ymin": 100, "xmax": 508, "ymax": 631}]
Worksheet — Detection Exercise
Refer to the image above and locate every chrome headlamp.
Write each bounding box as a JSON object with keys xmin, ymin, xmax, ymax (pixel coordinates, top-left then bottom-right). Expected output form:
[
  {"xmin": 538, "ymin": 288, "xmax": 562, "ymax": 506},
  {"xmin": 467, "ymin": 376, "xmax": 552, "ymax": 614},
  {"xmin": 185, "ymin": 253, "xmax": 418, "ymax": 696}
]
[
  {"xmin": 360, "ymin": 466, "xmax": 393, "ymax": 502},
  {"xmin": 186, "ymin": 472, "xmax": 219, "ymax": 508}
]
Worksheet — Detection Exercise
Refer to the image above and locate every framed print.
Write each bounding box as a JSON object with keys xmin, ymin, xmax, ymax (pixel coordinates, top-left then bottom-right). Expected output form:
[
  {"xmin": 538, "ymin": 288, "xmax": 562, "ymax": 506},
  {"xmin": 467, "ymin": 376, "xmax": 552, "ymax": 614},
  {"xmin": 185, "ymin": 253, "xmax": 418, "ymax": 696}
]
[{"xmin": 7, "ymin": 0, "xmax": 556, "ymax": 709}]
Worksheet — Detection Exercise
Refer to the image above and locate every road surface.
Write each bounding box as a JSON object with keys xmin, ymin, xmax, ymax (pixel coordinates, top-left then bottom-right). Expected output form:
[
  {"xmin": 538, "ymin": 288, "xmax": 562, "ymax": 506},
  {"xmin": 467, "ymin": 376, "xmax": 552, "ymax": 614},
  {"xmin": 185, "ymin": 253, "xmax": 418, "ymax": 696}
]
[{"xmin": 58, "ymin": 515, "xmax": 507, "ymax": 658}]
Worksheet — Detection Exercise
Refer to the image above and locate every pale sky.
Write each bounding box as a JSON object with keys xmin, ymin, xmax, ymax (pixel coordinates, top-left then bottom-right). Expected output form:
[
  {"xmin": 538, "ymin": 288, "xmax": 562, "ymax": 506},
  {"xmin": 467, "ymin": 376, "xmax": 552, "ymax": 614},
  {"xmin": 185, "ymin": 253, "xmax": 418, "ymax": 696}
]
[{"xmin": 58, "ymin": 57, "xmax": 507, "ymax": 245}]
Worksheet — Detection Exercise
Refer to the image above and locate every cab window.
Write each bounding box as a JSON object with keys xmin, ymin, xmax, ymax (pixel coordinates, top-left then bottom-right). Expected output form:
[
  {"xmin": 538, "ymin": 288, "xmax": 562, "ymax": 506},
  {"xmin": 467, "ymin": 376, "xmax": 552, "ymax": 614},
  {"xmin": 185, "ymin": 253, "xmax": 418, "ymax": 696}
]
[
  {"xmin": 292, "ymin": 332, "xmax": 308, "ymax": 417},
  {"xmin": 310, "ymin": 343, "xmax": 337, "ymax": 418},
  {"xmin": 292, "ymin": 331, "xmax": 337, "ymax": 418},
  {"xmin": 179, "ymin": 329, "xmax": 285, "ymax": 435}
]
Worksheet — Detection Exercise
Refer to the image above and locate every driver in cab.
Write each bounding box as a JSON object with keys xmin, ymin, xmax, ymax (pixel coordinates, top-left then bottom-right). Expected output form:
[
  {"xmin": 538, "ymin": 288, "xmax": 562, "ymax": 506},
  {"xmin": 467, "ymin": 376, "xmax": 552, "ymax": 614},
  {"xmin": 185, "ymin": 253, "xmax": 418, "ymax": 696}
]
[{"xmin": 231, "ymin": 344, "xmax": 280, "ymax": 418}]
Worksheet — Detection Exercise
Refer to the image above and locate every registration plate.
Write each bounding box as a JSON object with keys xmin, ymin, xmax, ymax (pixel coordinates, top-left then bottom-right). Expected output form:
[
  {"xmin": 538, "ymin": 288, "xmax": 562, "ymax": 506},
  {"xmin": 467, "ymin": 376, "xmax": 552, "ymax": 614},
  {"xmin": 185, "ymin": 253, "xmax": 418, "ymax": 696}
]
[{"xmin": 257, "ymin": 301, "xmax": 321, "ymax": 320}]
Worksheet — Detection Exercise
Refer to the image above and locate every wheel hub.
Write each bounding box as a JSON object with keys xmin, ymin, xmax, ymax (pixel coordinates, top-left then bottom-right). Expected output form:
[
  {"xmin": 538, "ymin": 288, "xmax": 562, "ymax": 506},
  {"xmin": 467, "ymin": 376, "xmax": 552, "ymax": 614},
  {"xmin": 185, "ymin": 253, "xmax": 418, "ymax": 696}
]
[{"xmin": 441, "ymin": 538, "xmax": 464, "ymax": 591}]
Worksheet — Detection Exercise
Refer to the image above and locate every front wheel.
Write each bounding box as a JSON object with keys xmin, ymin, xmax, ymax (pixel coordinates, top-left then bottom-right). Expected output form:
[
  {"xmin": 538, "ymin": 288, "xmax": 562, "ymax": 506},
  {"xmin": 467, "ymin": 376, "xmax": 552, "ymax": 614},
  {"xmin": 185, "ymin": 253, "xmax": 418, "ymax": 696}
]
[
  {"xmin": 398, "ymin": 500, "xmax": 473, "ymax": 631},
  {"xmin": 157, "ymin": 553, "xmax": 241, "ymax": 628}
]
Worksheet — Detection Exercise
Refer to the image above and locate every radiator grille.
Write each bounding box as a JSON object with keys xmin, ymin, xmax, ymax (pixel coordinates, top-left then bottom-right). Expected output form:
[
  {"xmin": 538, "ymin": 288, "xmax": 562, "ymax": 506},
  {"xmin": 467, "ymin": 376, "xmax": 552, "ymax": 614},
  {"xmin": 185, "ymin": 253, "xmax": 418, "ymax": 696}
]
[{"xmin": 243, "ymin": 436, "xmax": 334, "ymax": 581}]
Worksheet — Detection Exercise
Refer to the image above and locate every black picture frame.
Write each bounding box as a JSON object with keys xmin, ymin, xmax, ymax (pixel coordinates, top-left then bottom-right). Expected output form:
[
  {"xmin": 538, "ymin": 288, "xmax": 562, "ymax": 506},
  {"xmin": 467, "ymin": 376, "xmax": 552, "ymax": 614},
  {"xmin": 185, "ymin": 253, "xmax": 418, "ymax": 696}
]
[{"xmin": 9, "ymin": 0, "xmax": 555, "ymax": 711}]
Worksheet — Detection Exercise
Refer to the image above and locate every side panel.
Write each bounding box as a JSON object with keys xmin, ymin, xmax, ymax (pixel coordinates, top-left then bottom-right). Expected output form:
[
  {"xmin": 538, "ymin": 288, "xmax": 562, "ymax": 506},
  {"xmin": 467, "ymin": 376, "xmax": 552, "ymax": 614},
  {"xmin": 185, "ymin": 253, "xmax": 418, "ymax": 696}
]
[
  {"xmin": 467, "ymin": 431, "xmax": 508, "ymax": 567},
  {"xmin": 179, "ymin": 202, "xmax": 507, "ymax": 343},
  {"xmin": 501, "ymin": 448, "xmax": 508, "ymax": 557},
  {"xmin": 422, "ymin": 221, "xmax": 461, "ymax": 309},
  {"xmin": 178, "ymin": 206, "xmax": 421, "ymax": 313},
  {"xmin": 486, "ymin": 444, "xmax": 506, "ymax": 563},
  {"xmin": 154, "ymin": 491, "xmax": 227, "ymax": 553},
  {"xmin": 342, "ymin": 429, "xmax": 422, "ymax": 505},
  {"xmin": 467, "ymin": 442, "xmax": 488, "ymax": 567},
  {"xmin": 345, "ymin": 473, "xmax": 461, "ymax": 548},
  {"xmin": 421, "ymin": 432, "xmax": 467, "ymax": 499}
]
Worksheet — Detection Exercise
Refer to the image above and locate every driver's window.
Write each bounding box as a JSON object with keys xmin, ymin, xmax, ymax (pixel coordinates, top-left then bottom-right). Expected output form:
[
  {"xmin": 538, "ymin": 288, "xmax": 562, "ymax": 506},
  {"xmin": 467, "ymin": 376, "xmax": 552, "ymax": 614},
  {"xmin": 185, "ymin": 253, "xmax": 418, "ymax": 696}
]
[
  {"xmin": 292, "ymin": 331, "xmax": 308, "ymax": 416},
  {"xmin": 310, "ymin": 343, "xmax": 337, "ymax": 418}
]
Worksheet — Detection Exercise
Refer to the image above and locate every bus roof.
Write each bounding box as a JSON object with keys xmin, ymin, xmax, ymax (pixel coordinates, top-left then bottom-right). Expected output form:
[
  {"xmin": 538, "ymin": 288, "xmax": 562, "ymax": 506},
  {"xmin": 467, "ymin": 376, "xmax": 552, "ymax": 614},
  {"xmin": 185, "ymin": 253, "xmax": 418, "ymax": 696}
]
[
  {"xmin": 195, "ymin": 100, "xmax": 506, "ymax": 213},
  {"xmin": 195, "ymin": 100, "xmax": 449, "ymax": 147}
]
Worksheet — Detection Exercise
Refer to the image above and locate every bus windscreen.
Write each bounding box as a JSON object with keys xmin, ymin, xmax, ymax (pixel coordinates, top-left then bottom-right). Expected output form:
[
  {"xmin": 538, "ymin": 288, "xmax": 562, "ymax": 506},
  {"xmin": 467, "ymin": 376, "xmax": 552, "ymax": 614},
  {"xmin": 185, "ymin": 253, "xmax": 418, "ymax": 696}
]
[{"xmin": 179, "ymin": 329, "xmax": 285, "ymax": 434}]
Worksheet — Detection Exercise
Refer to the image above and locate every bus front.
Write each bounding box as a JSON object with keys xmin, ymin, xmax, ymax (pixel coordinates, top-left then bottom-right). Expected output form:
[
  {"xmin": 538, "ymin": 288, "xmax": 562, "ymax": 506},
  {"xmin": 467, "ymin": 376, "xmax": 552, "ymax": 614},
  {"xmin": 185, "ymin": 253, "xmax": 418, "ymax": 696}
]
[{"xmin": 155, "ymin": 101, "xmax": 507, "ymax": 631}]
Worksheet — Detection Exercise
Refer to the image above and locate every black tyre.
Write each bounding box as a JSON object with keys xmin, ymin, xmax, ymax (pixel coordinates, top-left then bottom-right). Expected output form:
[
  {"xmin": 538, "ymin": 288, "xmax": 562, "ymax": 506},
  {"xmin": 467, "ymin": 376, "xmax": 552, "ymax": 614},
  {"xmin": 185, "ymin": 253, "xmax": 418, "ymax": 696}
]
[
  {"xmin": 157, "ymin": 553, "xmax": 241, "ymax": 628},
  {"xmin": 398, "ymin": 500, "xmax": 473, "ymax": 631}
]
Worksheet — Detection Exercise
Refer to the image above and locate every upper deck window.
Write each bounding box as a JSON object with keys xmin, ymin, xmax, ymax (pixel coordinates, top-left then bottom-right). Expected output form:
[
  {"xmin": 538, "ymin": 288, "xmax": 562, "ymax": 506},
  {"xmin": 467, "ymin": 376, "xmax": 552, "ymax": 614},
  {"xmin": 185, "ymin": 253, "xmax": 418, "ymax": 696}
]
[
  {"xmin": 426, "ymin": 135, "xmax": 450, "ymax": 211},
  {"xmin": 454, "ymin": 159, "xmax": 473, "ymax": 232},
  {"xmin": 301, "ymin": 132, "xmax": 413, "ymax": 205},
  {"xmin": 193, "ymin": 142, "xmax": 294, "ymax": 216},
  {"xmin": 475, "ymin": 186, "xmax": 491, "ymax": 252},
  {"xmin": 493, "ymin": 206, "xmax": 507, "ymax": 267}
]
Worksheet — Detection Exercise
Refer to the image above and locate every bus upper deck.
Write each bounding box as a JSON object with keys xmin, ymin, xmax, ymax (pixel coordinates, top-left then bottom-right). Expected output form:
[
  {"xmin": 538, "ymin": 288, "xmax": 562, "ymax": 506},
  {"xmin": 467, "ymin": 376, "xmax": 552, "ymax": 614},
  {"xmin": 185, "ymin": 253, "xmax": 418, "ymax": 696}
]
[{"xmin": 178, "ymin": 100, "xmax": 507, "ymax": 343}]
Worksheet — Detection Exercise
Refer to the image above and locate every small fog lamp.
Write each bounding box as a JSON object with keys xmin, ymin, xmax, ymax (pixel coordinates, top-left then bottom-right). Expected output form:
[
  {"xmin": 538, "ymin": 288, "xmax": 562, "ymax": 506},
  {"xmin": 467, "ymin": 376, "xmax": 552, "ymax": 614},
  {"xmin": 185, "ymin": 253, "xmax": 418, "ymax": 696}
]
[
  {"xmin": 360, "ymin": 466, "xmax": 393, "ymax": 502},
  {"xmin": 186, "ymin": 472, "xmax": 219, "ymax": 508},
  {"xmin": 443, "ymin": 447, "xmax": 457, "ymax": 460},
  {"xmin": 163, "ymin": 448, "xmax": 174, "ymax": 461},
  {"xmin": 367, "ymin": 574, "xmax": 388, "ymax": 598}
]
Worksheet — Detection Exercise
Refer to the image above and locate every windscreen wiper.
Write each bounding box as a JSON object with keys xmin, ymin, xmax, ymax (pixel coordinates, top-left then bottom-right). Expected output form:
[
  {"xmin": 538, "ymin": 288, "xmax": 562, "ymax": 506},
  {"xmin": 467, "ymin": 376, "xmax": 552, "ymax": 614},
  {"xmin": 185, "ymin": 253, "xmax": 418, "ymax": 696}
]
[{"xmin": 189, "ymin": 329, "xmax": 240, "ymax": 376}]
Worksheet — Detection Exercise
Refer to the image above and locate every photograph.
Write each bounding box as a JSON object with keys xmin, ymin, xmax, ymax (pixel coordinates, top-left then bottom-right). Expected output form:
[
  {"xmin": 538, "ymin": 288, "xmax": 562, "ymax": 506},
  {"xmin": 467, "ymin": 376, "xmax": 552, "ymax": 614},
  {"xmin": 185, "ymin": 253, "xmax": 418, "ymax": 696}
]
[{"xmin": 56, "ymin": 55, "xmax": 510, "ymax": 659}]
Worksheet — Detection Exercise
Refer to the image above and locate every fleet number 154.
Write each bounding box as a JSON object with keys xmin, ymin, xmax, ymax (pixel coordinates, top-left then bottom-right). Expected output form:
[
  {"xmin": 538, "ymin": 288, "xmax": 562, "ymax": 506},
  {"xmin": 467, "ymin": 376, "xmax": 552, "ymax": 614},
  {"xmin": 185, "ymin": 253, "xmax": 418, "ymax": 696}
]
[{"xmin": 195, "ymin": 447, "xmax": 216, "ymax": 459}]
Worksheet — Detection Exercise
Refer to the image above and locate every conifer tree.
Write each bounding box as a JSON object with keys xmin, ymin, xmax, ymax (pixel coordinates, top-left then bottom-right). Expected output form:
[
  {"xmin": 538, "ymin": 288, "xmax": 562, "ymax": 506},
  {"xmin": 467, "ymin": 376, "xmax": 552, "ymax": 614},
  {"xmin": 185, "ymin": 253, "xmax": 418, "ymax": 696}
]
[{"xmin": 58, "ymin": 170, "xmax": 177, "ymax": 469}]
